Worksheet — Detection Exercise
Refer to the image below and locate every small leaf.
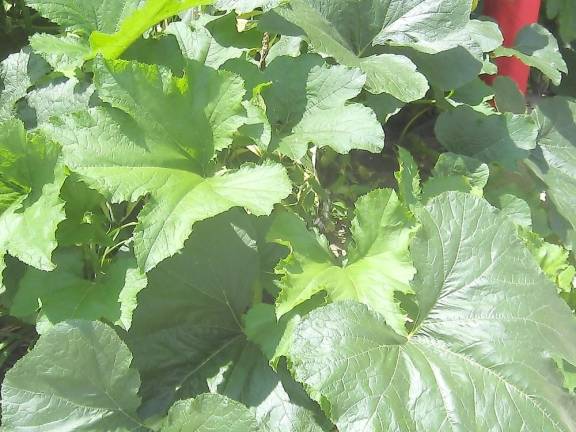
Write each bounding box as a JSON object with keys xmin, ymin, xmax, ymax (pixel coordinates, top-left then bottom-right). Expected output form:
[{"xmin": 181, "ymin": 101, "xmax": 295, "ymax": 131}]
[
  {"xmin": 0, "ymin": 50, "xmax": 49, "ymax": 122},
  {"xmin": 493, "ymin": 76, "xmax": 526, "ymax": 114},
  {"xmin": 29, "ymin": 34, "xmax": 90, "ymax": 76},
  {"xmin": 226, "ymin": 55, "xmax": 384, "ymax": 160},
  {"xmin": 422, "ymin": 152, "xmax": 489, "ymax": 200}
]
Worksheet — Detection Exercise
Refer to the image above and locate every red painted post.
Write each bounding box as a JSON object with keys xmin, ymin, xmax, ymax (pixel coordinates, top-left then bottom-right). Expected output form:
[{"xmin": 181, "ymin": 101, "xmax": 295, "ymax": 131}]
[{"xmin": 483, "ymin": 0, "xmax": 542, "ymax": 94}]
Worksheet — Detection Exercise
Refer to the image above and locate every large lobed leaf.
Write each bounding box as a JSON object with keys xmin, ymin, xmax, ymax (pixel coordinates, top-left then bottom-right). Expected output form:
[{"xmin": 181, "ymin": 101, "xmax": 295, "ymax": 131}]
[
  {"xmin": 126, "ymin": 211, "xmax": 330, "ymax": 430},
  {"xmin": 44, "ymin": 58, "xmax": 291, "ymax": 271},
  {"xmin": 267, "ymin": 188, "xmax": 416, "ymax": 335},
  {"xmin": 1, "ymin": 320, "xmax": 142, "ymax": 431},
  {"xmin": 286, "ymin": 192, "xmax": 576, "ymax": 431}
]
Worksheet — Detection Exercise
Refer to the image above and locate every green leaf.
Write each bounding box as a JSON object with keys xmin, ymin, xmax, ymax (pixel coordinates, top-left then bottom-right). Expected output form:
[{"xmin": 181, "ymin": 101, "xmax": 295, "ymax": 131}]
[
  {"xmin": 394, "ymin": 147, "xmax": 421, "ymax": 207},
  {"xmin": 266, "ymin": 0, "xmax": 430, "ymax": 101},
  {"xmin": 26, "ymin": 0, "xmax": 143, "ymax": 70},
  {"xmin": 528, "ymin": 96, "xmax": 576, "ymax": 242},
  {"xmin": 244, "ymin": 296, "xmax": 326, "ymax": 366},
  {"xmin": 268, "ymin": 189, "xmax": 416, "ymax": 335},
  {"xmin": 226, "ymin": 55, "xmax": 384, "ymax": 160},
  {"xmin": 493, "ymin": 76, "xmax": 526, "ymax": 114},
  {"xmin": 521, "ymin": 228, "xmax": 576, "ymax": 293},
  {"xmin": 0, "ymin": 119, "xmax": 65, "ymax": 286},
  {"xmin": 386, "ymin": 20, "xmax": 502, "ymax": 91},
  {"xmin": 55, "ymin": 176, "xmax": 111, "ymax": 246},
  {"xmin": 495, "ymin": 194, "xmax": 533, "ymax": 228},
  {"xmin": 422, "ymin": 152, "xmax": 489, "ymax": 200},
  {"xmin": 495, "ymin": 24, "xmax": 567, "ymax": 86},
  {"xmin": 0, "ymin": 50, "xmax": 49, "ymax": 122},
  {"xmin": 126, "ymin": 212, "xmax": 329, "ymax": 430},
  {"xmin": 45, "ymin": 58, "xmax": 290, "ymax": 271},
  {"xmin": 371, "ymin": 0, "xmax": 472, "ymax": 50},
  {"xmin": 29, "ymin": 34, "xmax": 91, "ymax": 76},
  {"xmin": 288, "ymin": 192, "xmax": 576, "ymax": 431},
  {"xmin": 88, "ymin": 0, "xmax": 214, "ymax": 60},
  {"xmin": 163, "ymin": 394, "xmax": 260, "ymax": 431},
  {"xmin": 435, "ymin": 105, "xmax": 538, "ymax": 169},
  {"xmin": 26, "ymin": 0, "xmax": 141, "ymax": 35},
  {"xmin": 11, "ymin": 250, "xmax": 147, "ymax": 329},
  {"xmin": 1, "ymin": 320, "xmax": 142, "ymax": 431},
  {"xmin": 23, "ymin": 78, "xmax": 95, "ymax": 128},
  {"xmin": 166, "ymin": 21, "xmax": 244, "ymax": 69}
]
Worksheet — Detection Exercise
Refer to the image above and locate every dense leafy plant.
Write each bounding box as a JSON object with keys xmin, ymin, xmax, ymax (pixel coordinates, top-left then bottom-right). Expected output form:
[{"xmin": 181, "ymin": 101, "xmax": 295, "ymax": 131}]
[{"xmin": 0, "ymin": 0, "xmax": 576, "ymax": 430}]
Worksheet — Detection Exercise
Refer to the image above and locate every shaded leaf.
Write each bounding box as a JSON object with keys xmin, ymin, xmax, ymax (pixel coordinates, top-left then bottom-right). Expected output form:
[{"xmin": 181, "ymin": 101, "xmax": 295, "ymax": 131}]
[
  {"xmin": 11, "ymin": 250, "xmax": 146, "ymax": 330},
  {"xmin": 288, "ymin": 192, "xmax": 576, "ymax": 432},
  {"xmin": 45, "ymin": 58, "xmax": 290, "ymax": 271},
  {"xmin": 435, "ymin": 105, "xmax": 538, "ymax": 168}
]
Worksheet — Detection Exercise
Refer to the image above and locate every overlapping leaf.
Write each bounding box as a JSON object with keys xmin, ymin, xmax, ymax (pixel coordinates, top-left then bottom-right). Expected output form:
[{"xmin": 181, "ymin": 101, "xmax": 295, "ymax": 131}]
[
  {"xmin": 126, "ymin": 211, "xmax": 329, "ymax": 431},
  {"xmin": 226, "ymin": 54, "xmax": 384, "ymax": 160},
  {"xmin": 215, "ymin": 0, "xmax": 278, "ymax": 13},
  {"xmin": 163, "ymin": 394, "xmax": 260, "ymax": 431},
  {"xmin": 495, "ymin": 24, "xmax": 567, "ymax": 86},
  {"xmin": 264, "ymin": 0, "xmax": 430, "ymax": 101},
  {"xmin": 264, "ymin": 0, "xmax": 494, "ymax": 101},
  {"xmin": 287, "ymin": 192, "xmax": 576, "ymax": 432},
  {"xmin": 422, "ymin": 152, "xmax": 489, "ymax": 200},
  {"xmin": 45, "ymin": 58, "xmax": 290, "ymax": 271},
  {"xmin": 527, "ymin": 96, "xmax": 576, "ymax": 247},
  {"xmin": 11, "ymin": 250, "xmax": 146, "ymax": 330},
  {"xmin": 22, "ymin": 78, "xmax": 95, "ymax": 127},
  {"xmin": 0, "ymin": 119, "xmax": 65, "ymax": 287},
  {"xmin": 435, "ymin": 105, "xmax": 538, "ymax": 168},
  {"xmin": 267, "ymin": 189, "xmax": 416, "ymax": 335},
  {"xmin": 1, "ymin": 320, "xmax": 142, "ymax": 431},
  {"xmin": 0, "ymin": 50, "xmax": 49, "ymax": 122},
  {"xmin": 26, "ymin": 0, "xmax": 212, "ymax": 73},
  {"xmin": 26, "ymin": 0, "xmax": 142, "ymax": 71},
  {"xmin": 89, "ymin": 0, "xmax": 213, "ymax": 59}
]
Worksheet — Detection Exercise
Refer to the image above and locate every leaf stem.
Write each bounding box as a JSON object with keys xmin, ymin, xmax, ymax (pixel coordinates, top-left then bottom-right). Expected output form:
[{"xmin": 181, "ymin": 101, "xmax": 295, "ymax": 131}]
[{"xmin": 398, "ymin": 106, "xmax": 431, "ymax": 146}]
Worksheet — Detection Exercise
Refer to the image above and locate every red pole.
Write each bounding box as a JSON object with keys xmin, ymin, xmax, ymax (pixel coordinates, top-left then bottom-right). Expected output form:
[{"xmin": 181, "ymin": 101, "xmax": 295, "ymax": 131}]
[{"xmin": 483, "ymin": 0, "xmax": 542, "ymax": 94}]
